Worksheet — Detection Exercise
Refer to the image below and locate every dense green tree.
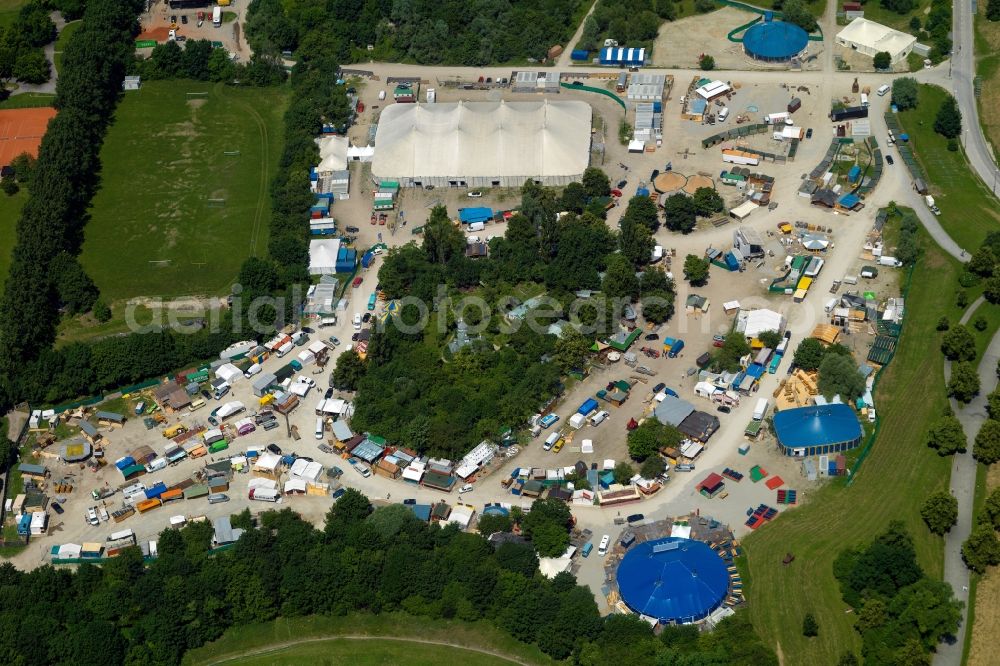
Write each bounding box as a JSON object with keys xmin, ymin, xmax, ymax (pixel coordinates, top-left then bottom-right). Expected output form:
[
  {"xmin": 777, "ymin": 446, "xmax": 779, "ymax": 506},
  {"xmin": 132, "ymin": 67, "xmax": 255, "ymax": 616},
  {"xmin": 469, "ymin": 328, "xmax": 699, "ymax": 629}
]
[
  {"xmin": 423, "ymin": 205, "xmax": 466, "ymax": 265},
  {"xmin": 620, "ymin": 195, "xmax": 658, "ymax": 232},
  {"xmin": 15, "ymin": 2, "xmax": 57, "ymax": 47},
  {"xmin": 926, "ymin": 415, "xmax": 967, "ymax": 456},
  {"xmin": 559, "ymin": 182, "xmax": 589, "ymax": 213},
  {"xmin": 792, "ymin": 337, "xmax": 825, "ymax": 371},
  {"xmin": 683, "ymin": 254, "xmax": 710, "ymax": 286},
  {"xmin": 892, "ymin": 77, "xmax": 920, "ymax": 110},
  {"xmin": 713, "ymin": 332, "xmax": 751, "ymax": 372},
  {"xmin": 12, "ymin": 48, "xmax": 49, "ymax": 83},
  {"xmin": 553, "ymin": 327, "xmax": 591, "ymax": 373},
  {"xmin": 818, "ymin": 353, "xmax": 865, "ymax": 402},
  {"xmin": 873, "ymin": 51, "xmax": 892, "ymax": 70},
  {"xmin": 968, "ymin": 246, "xmax": 996, "ymax": 276},
  {"xmin": 613, "ymin": 460, "xmax": 635, "ymax": 484},
  {"xmin": 581, "ymin": 167, "xmax": 611, "ymax": 198},
  {"xmin": 8, "ymin": 152, "xmax": 36, "ymax": 184},
  {"xmin": 920, "ymin": 491, "xmax": 958, "ymax": 535},
  {"xmin": 758, "ymin": 330, "xmax": 782, "ymax": 349},
  {"xmin": 989, "ymin": 0, "xmax": 1000, "ymax": 21},
  {"xmin": 880, "ymin": 0, "xmax": 916, "ymax": 13},
  {"xmin": 962, "ymin": 521, "xmax": 1000, "ymax": 572},
  {"xmin": 781, "ymin": 0, "xmax": 818, "ymax": 31},
  {"xmin": 476, "ymin": 512, "xmax": 513, "ymax": 535},
  {"xmin": 51, "ymin": 253, "xmax": 98, "ymax": 315},
  {"xmin": 521, "ymin": 499, "xmax": 572, "ymax": 557},
  {"xmin": 330, "ymin": 350, "xmax": 366, "ymax": 391},
  {"xmin": 662, "ymin": 193, "xmax": 697, "ymax": 233},
  {"xmin": 948, "ymin": 361, "xmax": 981, "ymax": 403},
  {"xmin": 639, "ymin": 456, "xmax": 666, "ymax": 479},
  {"xmin": 619, "ymin": 210, "xmax": 655, "ymax": 267},
  {"xmin": 941, "ymin": 324, "xmax": 976, "ymax": 361},
  {"xmin": 974, "ymin": 418, "xmax": 1000, "ymax": 463},
  {"xmin": 699, "ymin": 54, "xmax": 715, "ymax": 70},
  {"xmin": 802, "ymin": 613, "xmax": 818, "ymax": 637},
  {"xmin": 691, "ymin": 187, "xmax": 723, "ymax": 216},
  {"xmin": 627, "ymin": 420, "xmax": 683, "ymax": 460},
  {"xmin": 983, "ymin": 276, "xmax": 1000, "ymax": 304},
  {"xmin": 92, "ymin": 299, "xmax": 111, "ymax": 323},
  {"xmin": 602, "ymin": 253, "xmax": 640, "ymax": 300},
  {"xmin": 934, "ymin": 94, "xmax": 962, "ymax": 139},
  {"xmin": 640, "ymin": 266, "xmax": 675, "ymax": 324}
]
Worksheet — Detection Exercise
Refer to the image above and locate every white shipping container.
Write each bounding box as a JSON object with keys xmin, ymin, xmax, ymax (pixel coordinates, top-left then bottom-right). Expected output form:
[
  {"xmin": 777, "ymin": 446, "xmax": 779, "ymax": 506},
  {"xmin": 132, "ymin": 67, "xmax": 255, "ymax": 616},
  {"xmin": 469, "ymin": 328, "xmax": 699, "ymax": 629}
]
[{"xmin": 752, "ymin": 398, "xmax": 769, "ymax": 421}]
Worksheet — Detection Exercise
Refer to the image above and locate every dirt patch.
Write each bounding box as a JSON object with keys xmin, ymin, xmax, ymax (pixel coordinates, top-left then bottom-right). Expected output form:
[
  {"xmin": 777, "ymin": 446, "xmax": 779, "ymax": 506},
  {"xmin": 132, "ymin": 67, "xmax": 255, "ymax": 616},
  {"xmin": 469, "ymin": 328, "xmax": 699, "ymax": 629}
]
[
  {"xmin": 967, "ymin": 464, "xmax": 1000, "ymax": 666},
  {"xmin": 187, "ymin": 97, "xmax": 207, "ymax": 109},
  {"xmin": 652, "ymin": 7, "xmax": 822, "ymax": 71}
]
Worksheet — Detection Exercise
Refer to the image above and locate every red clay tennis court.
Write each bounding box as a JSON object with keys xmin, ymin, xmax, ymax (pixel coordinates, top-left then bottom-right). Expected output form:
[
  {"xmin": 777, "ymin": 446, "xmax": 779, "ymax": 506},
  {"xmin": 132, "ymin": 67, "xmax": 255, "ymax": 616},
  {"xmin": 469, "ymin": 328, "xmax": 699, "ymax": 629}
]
[{"xmin": 0, "ymin": 106, "xmax": 57, "ymax": 167}]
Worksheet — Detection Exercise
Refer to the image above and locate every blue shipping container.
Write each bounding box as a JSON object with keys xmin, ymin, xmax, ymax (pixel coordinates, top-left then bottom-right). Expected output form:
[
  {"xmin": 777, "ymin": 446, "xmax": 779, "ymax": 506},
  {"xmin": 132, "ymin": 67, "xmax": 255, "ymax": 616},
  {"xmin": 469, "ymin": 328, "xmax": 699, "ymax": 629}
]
[
  {"xmin": 570, "ymin": 49, "xmax": 590, "ymax": 61},
  {"xmin": 669, "ymin": 339, "xmax": 685, "ymax": 357},
  {"xmin": 115, "ymin": 456, "xmax": 135, "ymax": 471},
  {"xmin": 144, "ymin": 482, "xmax": 167, "ymax": 499},
  {"xmin": 652, "ymin": 101, "xmax": 662, "ymax": 113},
  {"xmin": 361, "ymin": 251, "xmax": 374, "ymax": 268},
  {"xmin": 578, "ymin": 398, "xmax": 599, "ymax": 415}
]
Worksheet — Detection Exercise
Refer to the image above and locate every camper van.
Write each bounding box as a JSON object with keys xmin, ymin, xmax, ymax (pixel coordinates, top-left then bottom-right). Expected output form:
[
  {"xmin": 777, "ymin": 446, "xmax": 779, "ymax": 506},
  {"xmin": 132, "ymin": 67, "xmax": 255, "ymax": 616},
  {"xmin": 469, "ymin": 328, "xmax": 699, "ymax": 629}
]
[
  {"xmin": 190, "ymin": 398, "xmax": 206, "ymax": 411},
  {"xmin": 319, "ymin": 316, "xmax": 337, "ymax": 328},
  {"xmin": 244, "ymin": 363, "xmax": 262, "ymax": 378},
  {"xmin": 824, "ymin": 298, "xmax": 838, "ymax": 313},
  {"xmin": 598, "ymin": 534, "xmax": 610, "ymax": 556},
  {"xmin": 718, "ymin": 107, "xmax": 729, "ymax": 123},
  {"xmin": 315, "ymin": 417, "xmax": 325, "ymax": 439},
  {"xmin": 590, "ymin": 410, "xmax": 609, "ymax": 426},
  {"xmin": 122, "ymin": 483, "xmax": 147, "ymax": 504},
  {"xmin": 543, "ymin": 432, "xmax": 559, "ymax": 450},
  {"xmin": 753, "ymin": 398, "xmax": 769, "ymax": 421},
  {"xmin": 877, "ymin": 84, "xmax": 890, "ymax": 96}
]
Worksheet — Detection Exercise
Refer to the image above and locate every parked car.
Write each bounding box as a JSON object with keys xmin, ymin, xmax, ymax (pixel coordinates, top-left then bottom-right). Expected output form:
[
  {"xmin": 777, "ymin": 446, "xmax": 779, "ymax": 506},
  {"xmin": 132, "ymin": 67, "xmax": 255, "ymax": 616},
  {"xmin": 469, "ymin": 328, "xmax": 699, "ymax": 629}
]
[
  {"xmin": 539, "ymin": 414, "xmax": 559, "ymax": 429},
  {"xmin": 610, "ymin": 188, "xmax": 623, "ymax": 197},
  {"xmin": 627, "ymin": 513, "xmax": 645, "ymax": 523},
  {"xmin": 886, "ymin": 154, "xmax": 894, "ymax": 165},
  {"xmin": 640, "ymin": 346, "xmax": 660, "ymax": 359},
  {"xmin": 805, "ymin": 128, "xmax": 813, "ymax": 139},
  {"xmin": 86, "ymin": 507, "xmax": 99, "ymax": 526},
  {"xmin": 297, "ymin": 376, "xmax": 316, "ymax": 388},
  {"xmin": 616, "ymin": 179, "xmax": 627, "ymax": 188},
  {"xmin": 51, "ymin": 501, "xmax": 64, "ymax": 514},
  {"xmin": 351, "ymin": 333, "xmax": 360, "ymax": 341},
  {"xmin": 328, "ymin": 335, "xmax": 341, "ymax": 346},
  {"xmin": 346, "ymin": 225, "xmax": 360, "ymax": 233},
  {"xmin": 352, "ymin": 277, "xmax": 363, "ymax": 288},
  {"xmin": 362, "ymin": 313, "xmax": 372, "ymax": 323},
  {"xmin": 467, "ymin": 191, "xmax": 483, "ymax": 198},
  {"xmin": 459, "ymin": 484, "xmax": 474, "ymax": 494},
  {"xmin": 181, "ymin": 14, "xmax": 188, "ymax": 23},
  {"xmin": 266, "ymin": 443, "xmax": 282, "ymax": 455},
  {"xmin": 201, "ymin": 389, "xmax": 212, "ymax": 401},
  {"xmin": 644, "ymin": 333, "xmax": 659, "ymax": 341},
  {"xmin": 332, "ymin": 488, "xmax": 346, "ymax": 499},
  {"xmin": 99, "ymin": 506, "xmax": 110, "ymax": 521},
  {"xmin": 653, "ymin": 382, "xmax": 666, "ymax": 393},
  {"xmin": 170, "ymin": 14, "xmax": 177, "ymax": 23},
  {"xmin": 717, "ymin": 405, "xmax": 732, "ymax": 414},
  {"xmin": 324, "ymin": 388, "xmax": 334, "ymax": 399},
  {"xmin": 552, "ymin": 438, "xmax": 565, "ymax": 453}
]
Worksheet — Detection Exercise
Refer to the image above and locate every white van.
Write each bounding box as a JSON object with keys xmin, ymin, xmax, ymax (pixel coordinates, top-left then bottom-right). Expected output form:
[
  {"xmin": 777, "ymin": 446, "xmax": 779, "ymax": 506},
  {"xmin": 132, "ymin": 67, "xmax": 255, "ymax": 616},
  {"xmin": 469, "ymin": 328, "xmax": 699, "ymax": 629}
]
[
  {"xmin": 877, "ymin": 84, "xmax": 890, "ymax": 97},
  {"xmin": 468, "ymin": 221, "xmax": 485, "ymax": 232},
  {"xmin": 319, "ymin": 316, "xmax": 337, "ymax": 328},
  {"xmin": 353, "ymin": 313, "xmax": 362, "ymax": 330},
  {"xmin": 543, "ymin": 432, "xmax": 559, "ymax": 450},
  {"xmin": 590, "ymin": 410, "xmax": 609, "ymax": 426},
  {"xmin": 860, "ymin": 93, "xmax": 869, "ymax": 108},
  {"xmin": 244, "ymin": 363, "xmax": 262, "ymax": 378},
  {"xmin": 598, "ymin": 534, "xmax": 610, "ymax": 556},
  {"xmin": 315, "ymin": 417, "xmax": 325, "ymax": 439},
  {"xmin": 753, "ymin": 398, "xmax": 769, "ymax": 421},
  {"xmin": 824, "ymin": 298, "xmax": 838, "ymax": 313},
  {"xmin": 718, "ymin": 107, "xmax": 729, "ymax": 123}
]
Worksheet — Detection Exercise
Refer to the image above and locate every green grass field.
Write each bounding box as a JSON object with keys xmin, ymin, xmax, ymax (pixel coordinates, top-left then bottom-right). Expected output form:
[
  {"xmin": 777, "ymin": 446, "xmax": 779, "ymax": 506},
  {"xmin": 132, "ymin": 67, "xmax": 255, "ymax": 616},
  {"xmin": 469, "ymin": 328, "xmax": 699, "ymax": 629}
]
[
  {"xmin": 0, "ymin": 92, "xmax": 56, "ymax": 109},
  {"xmin": 80, "ymin": 81, "xmax": 287, "ymax": 301},
  {"xmin": 0, "ymin": 0, "xmax": 25, "ymax": 31},
  {"xmin": 183, "ymin": 614, "xmax": 552, "ymax": 666},
  {"xmin": 53, "ymin": 19, "xmax": 81, "ymax": 75},
  {"xmin": 897, "ymin": 84, "xmax": 1000, "ymax": 251},
  {"xmin": 211, "ymin": 639, "xmax": 521, "ymax": 666},
  {"xmin": 743, "ymin": 229, "xmax": 967, "ymax": 663},
  {"xmin": 860, "ymin": 0, "xmax": 928, "ymax": 34},
  {"xmin": 0, "ymin": 189, "xmax": 27, "ymax": 289}
]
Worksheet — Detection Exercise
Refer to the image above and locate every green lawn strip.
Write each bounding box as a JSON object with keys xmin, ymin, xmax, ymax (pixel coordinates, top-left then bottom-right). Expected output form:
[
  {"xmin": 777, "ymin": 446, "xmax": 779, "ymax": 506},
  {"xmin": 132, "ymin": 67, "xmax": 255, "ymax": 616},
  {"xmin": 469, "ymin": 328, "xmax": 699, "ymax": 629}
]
[
  {"xmin": 79, "ymin": 81, "xmax": 287, "ymax": 301},
  {"xmin": 896, "ymin": 84, "xmax": 1000, "ymax": 251},
  {"xmin": 55, "ymin": 303, "xmax": 203, "ymax": 347},
  {"xmin": 0, "ymin": 93, "xmax": 56, "ymax": 109},
  {"xmin": 183, "ymin": 613, "xmax": 553, "ymax": 666},
  {"xmin": 966, "ymin": 299, "xmax": 1000, "ymax": 359},
  {"xmin": 743, "ymin": 233, "xmax": 958, "ymax": 663},
  {"xmin": 0, "ymin": 188, "xmax": 26, "ymax": 289},
  {"xmin": 215, "ymin": 639, "xmax": 520, "ymax": 666},
  {"xmin": 0, "ymin": 0, "xmax": 25, "ymax": 30}
]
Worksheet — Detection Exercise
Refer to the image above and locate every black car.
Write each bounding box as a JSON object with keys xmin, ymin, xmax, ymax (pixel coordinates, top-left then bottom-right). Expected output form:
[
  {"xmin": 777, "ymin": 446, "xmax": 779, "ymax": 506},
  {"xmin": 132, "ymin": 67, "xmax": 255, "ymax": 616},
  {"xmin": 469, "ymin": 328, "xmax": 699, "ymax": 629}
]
[
  {"xmin": 332, "ymin": 487, "xmax": 346, "ymax": 499},
  {"xmin": 644, "ymin": 333, "xmax": 659, "ymax": 341},
  {"xmin": 717, "ymin": 405, "xmax": 732, "ymax": 414},
  {"xmin": 52, "ymin": 502, "xmax": 64, "ymax": 514},
  {"xmin": 351, "ymin": 333, "xmax": 360, "ymax": 341},
  {"xmin": 653, "ymin": 382, "xmax": 666, "ymax": 393},
  {"xmin": 403, "ymin": 498, "xmax": 416, "ymax": 505},
  {"xmin": 626, "ymin": 513, "xmax": 645, "ymax": 524},
  {"xmin": 617, "ymin": 179, "xmax": 627, "ymax": 188},
  {"xmin": 200, "ymin": 389, "xmax": 212, "ymax": 401},
  {"xmin": 806, "ymin": 128, "xmax": 813, "ymax": 139},
  {"xmin": 362, "ymin": 313, "xmax": 372, "ymax": 323},
  {"xmin": 266, "ymin": 443, "xmax": 282, "ymax": 455},
  {"xmin": 170, "ymin": 14, "xmax": 177, "ymax": 23},
  {"xmin": 324, "ymin": 388, "xmax": 334, "ymax": 399},
  {"xmin": 886, "ymin": 154, "xmax": 895, "ymax": 165},
  {"xmin": 346, "ymin": 225, "xmax": 360, "ymax": 233},
  {"xmin": 181, "ymin": 14, "xmax": 188, "ymax": 24},
  {"xmin": 651, "ymin": 169, "xmax": 659, "ymax": 180}
]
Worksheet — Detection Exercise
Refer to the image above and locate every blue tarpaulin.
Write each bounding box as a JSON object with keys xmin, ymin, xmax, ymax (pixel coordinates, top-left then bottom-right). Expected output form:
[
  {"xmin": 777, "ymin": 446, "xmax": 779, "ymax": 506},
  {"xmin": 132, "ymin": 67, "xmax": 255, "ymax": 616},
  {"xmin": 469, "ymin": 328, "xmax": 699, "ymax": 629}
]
[
  {"xmin": 115, "ymin": 456, "xmax": 135, "ymax": 471},
  {"xmin": 459, "ymin": 207, "xmax": 493, "ymax": 224},
  {"xmin": 578, "ymin": 398, "xmax": 599, "ymax": 415},
  {"xmin": 838, "ymin": 193, "xmax": 860, "ymax": 209}
]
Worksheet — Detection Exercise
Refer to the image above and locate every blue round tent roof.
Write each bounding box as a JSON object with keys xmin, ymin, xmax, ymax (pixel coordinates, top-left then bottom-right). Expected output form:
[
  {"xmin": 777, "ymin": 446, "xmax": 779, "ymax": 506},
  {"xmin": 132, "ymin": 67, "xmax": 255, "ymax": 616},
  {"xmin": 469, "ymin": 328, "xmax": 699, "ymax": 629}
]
[
  {"xmin": 772, "ymin": 404, "xmax": 863, "ymax": 449},
  {"xmin": 743, "ymin": 20, "xmax": 809, "ymax": 60},
  {"xmin": 616, "ymin": 537, "xmax": 729, "ymax": 623}
]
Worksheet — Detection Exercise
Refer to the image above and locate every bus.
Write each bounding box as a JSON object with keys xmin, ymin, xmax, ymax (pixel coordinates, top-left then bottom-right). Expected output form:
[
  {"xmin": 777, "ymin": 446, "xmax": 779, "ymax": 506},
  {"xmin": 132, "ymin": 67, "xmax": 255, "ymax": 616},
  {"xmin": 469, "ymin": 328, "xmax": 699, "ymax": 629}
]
[{"xmin": 367, "ymin": 293, "xmax": 377, "ymax": 311}]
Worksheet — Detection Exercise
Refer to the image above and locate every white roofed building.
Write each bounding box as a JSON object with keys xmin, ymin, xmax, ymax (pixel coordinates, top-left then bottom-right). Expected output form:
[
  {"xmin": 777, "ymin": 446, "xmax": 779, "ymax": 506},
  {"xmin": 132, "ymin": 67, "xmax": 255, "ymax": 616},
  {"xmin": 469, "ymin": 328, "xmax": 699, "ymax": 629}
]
[
  {"xmin": 309, "ymin": 239, "xmax": 340, "ymax": 275},
  {"xmin": 735, "ymin": 309, "xmax": 787, "ymax": 339},
  {"xmin": 372, "ymin": 101, "xmax": 592, "ymax": 188},
  {"xmin": 836, "ymin": 18, "xmax": 916, "ymax": 63}
]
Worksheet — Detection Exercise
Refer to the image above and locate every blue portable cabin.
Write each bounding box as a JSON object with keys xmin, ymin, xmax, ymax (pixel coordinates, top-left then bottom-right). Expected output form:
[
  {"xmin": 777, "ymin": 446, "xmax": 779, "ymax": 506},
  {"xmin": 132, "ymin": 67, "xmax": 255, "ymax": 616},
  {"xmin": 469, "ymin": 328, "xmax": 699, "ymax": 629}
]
[
  {"xmin": 571, "ymin": 49, "xmax": 590, "ymax": 61},
  {"xmin": 579, "ymin": 398, "xmax": 599, "ymax": 415},
  {"xmin": 652, "ymin": 101, "xmax": 662, "ymax": 113},
  {"xmin": 847, "ymin": 165, "xmax": 861, "ymax": 183},
  {"xmin": 315, "ymin": 192, "xmax": 334, "ymax": 201},
  {"xmin": 668, "ymin": 339, "xmax": 685, "ymax": 358},
  {"xmin": 724, "ymin": 251, "xmax": 740, "ymax": 271},
  {"xmin": 309, "ymin": 167, "xmax": 318, "ymax": 182},
  {"xmin": 459, "ymin": 207, "xmax": 493, "ymax": 224},
  {"xmin": 335, "ymin": 246, "xmax": 357, "ymax": 273},
  {"xmin": 310, "ymin": 199, "xmax": 330, "ymax": 215},
  {"xmin": 599, "ymin": 47, "xmax": 646, "ymax": 67},
  {"xmin": 115, "ymin": 456, "xmax": 136, "ymax": 471},
  {"xmin": 361, "ymin": 251, "xmax": 375, "ymax": 268},
  {"xmin": 144, "ymin": 482, "xmax": 167, "ymax": 500}
]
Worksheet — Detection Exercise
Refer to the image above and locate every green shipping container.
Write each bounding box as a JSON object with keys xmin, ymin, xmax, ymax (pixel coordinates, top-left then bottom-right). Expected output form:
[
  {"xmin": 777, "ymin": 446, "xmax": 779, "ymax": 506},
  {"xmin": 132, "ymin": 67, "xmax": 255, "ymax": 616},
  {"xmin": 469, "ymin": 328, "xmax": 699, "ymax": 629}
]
[
  {"xmin": 208, "ymin": 441, "xmax": 229, "ymax": 454},
  {"xmin": 135, "ymin": 39, "xmax": 157, "ymax": 48},
  {"xmin": 184, "ymin": 484, "xmax": 209, "ymax": 499}
]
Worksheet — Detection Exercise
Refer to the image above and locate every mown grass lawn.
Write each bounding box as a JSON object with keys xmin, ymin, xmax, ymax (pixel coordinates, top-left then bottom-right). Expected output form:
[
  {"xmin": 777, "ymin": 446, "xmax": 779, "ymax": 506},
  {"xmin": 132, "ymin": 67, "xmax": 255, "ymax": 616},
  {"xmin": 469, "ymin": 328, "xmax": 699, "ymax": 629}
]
[
  {"xmin": 896, "ymin": 84, "xmax": 1000, "ymax": 251},
  {"xmin": 743, "ymin": 228, "xmax": 965, "ymax": 662},
  {"xmin": 80, "ymin": 81, "xmax": 288, "ymax": 302}
]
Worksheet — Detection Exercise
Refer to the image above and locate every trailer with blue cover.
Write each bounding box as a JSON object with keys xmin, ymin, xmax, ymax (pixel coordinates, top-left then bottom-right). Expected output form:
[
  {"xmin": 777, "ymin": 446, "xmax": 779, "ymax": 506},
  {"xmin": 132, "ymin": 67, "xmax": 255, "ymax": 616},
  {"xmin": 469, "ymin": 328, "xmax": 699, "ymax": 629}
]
[
  {"xmin": 578, "ymin": 398, "xmax": 599, "ymax": 415},
  {"xmin": 668, "ymin": 339, "xmax": 685, "ymax": 358},
  {"xmin": 144, "ymin": 482, "xmax": 167, "ymax": 500},
  {"xmin": 459, "ymin": 207, "xmax": 493, "ymax": 224}
]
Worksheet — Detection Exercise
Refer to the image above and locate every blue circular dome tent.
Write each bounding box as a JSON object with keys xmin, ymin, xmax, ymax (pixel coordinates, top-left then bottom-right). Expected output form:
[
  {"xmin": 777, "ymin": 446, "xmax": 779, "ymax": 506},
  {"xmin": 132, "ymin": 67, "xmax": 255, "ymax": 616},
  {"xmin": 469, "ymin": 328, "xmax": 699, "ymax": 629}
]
[
  {"xmin": 743, "ymin": 20, "xmax": 809, "ymax": 62},
  {"xmin": 616, "ymin": 537, "xmax": 730, "ymax": 624},
  {"xmin": 772, "ymin": 403, "xmax": 864, "ymax": 457}
]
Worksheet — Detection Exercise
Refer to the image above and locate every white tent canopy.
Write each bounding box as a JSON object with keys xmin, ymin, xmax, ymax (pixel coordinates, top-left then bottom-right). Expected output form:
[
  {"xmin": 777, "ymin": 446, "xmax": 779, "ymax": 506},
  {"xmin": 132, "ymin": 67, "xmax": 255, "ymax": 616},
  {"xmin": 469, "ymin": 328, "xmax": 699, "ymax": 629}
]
[
  {"xmin": 372, "ymin": 100, "xmax": 592, "ymax": 188},
  {"xmin": 836, "ymin": 18, "xmax": 916, "ymax": 63},
  {"xmin": 316, "ymin": 135, "xmax": 348, "ymax": 173},
  {"xmin": 309, "ymin": 239, "xmax": 340, "ymax": 275}
]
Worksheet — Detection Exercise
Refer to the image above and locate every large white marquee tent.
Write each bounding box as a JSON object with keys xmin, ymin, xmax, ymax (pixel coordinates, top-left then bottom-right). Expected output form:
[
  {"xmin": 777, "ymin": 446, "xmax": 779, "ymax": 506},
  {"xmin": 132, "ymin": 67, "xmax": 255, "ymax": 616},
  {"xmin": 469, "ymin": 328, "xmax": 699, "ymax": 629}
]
[
  {"xmin": 836, "ymin": 18, "xmax": 916, "ymax": 63},
  {"xmin": 371, "ymin": 100, "xmax": 592, "ymax": 188}
]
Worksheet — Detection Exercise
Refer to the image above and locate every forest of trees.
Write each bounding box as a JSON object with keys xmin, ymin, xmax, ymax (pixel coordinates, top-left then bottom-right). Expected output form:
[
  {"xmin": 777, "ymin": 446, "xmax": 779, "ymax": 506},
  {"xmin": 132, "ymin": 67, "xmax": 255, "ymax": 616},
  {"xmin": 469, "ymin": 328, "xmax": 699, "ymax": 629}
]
[
  {"xmin": 0, "ymin": 490, "xmax": 776, "ymax": 665},
  {"xmin": 245, "ymin": 0, "xmax": 585, "ymax": 65}
]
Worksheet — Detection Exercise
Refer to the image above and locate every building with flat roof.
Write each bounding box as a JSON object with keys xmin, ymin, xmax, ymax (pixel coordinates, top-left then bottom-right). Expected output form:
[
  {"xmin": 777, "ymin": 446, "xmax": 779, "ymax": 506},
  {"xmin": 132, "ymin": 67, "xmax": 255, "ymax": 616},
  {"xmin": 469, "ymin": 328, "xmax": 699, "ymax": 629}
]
[{"xmin": 836, "ymin": 18, "xmax": 916, "ymax": 63}]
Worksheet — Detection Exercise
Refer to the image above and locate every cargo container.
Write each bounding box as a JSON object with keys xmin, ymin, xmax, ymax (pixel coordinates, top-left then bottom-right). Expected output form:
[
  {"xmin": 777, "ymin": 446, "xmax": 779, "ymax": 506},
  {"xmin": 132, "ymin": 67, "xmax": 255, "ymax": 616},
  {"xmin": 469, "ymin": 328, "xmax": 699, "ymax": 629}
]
[
  {"xmin": 570, "ymin": 49, "xmax": 590, "ymax": 61},
  {"xmin": 184, "ymin": 484, "xmax": 209, "ymax": 499},
  {"xmin": 668, "ymin": 339, "xmax": 685, "ymax": 358},
  {"xmin": 208, "ymin": 440, "xmax": 229, "ymax": 454},
  {"xmin": 108, "ymin": 528, "xmax": 135, "ymax": 543},
  {"xmin": 136, "ymin": 498, "xmax": 162, "ymax": 513},
  {"xmin": 160, "ymin": 488, "xmax": 184, "ymax": 503},
  {"xmin": 144, "ymin": 482, "xmax": 167, "ymax": 500},
  {"xmin": 752, "ymin": 398, "xmax": 769, "ymax": 421},
  {"xmin": 569, "ymin": 413, "xmax": 587, "ymax": 429},
  {"xmin": 578, "ymin": 398, "xmax": 599, "ymax": 415},
  {"xmin": 830, "ymin": 106, "xmax": 867, "ymax": 121}
]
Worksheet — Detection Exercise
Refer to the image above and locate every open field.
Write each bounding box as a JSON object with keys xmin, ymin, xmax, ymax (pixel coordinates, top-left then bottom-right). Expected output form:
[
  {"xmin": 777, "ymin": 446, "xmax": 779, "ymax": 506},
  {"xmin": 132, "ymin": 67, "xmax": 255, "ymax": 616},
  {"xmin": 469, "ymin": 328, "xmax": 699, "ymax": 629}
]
[
  {"xmin": 53, "ymin": 19, "xmax": 81, "ymax": 75},
  {"xmin": 859, "ymin": 0, "xmax": 930, "ymax": 34},
  {"xmin": 743, "ymin": 228, "xmax": 962, "ymax": 663},
  {"xmin": 183, "ymin": 614, "xmax": 552, "ymax": 666},
  {"xmin": 897, "ymin": 84, "xmax": 1000, "ymax": 251},
  {"xmin": 0, "ymin": 188, "xmax": 26, "ymax": 289},
  {"xmin": 80, "ymin": 81, "xmax": 288, "ymax": 301},
  {"xmin": 0, "ymin": 0, "xmax": 25, "ymax": 31},
  {"xmin": 975, "ymin": 8, "xmax": 1000, "ymax": 159},
  {"xmin": 0, "ymin": 93, "xmax": 56, "ymax": 110}
]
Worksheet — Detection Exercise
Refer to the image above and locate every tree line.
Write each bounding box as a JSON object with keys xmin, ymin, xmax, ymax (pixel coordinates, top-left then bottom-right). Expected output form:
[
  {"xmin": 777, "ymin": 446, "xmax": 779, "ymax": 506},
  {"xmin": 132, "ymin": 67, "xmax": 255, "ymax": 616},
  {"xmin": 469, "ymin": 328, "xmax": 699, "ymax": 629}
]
[
  {"xmin": 245, "ymin": 0, "xmax": 584, "ymax": 66},
  {"xmin": 130, "ymin": 39, "xmax": 287, "ymax": 87},
  {"xmin": 0, "ymin": 0, "xmax": 57, "ymax": 89},
  {"xmin": 0, "ymin": 489, "xmax": 776, "ymax": 665},
  {"xmin": 0, "ymin": 0, "xmax": 144, "ymax": 407}
]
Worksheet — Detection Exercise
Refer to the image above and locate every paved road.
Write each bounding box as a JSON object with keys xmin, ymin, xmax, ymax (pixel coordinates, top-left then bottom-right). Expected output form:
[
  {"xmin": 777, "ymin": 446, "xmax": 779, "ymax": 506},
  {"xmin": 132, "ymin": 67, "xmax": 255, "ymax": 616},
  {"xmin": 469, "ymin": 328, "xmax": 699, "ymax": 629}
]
[
  {"xmin": 938, "ymin": 296, "xmax": 997, "ymax": 666},
  {"xmin": 11, "ymin": 11, "xmax": 64, "ymax": 96}
]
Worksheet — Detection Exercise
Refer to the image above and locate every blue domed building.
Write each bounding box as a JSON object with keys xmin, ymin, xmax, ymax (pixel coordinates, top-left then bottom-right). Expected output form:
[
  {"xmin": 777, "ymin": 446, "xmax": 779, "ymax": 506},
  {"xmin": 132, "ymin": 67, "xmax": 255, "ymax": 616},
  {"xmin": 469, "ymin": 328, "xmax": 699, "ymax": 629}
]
[{"xmin": 743, "ymin": 16, "xmax": 809, "ymax": 62}]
